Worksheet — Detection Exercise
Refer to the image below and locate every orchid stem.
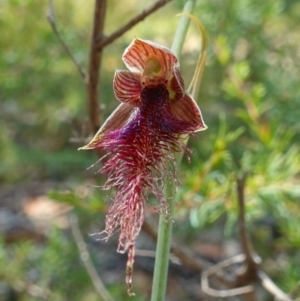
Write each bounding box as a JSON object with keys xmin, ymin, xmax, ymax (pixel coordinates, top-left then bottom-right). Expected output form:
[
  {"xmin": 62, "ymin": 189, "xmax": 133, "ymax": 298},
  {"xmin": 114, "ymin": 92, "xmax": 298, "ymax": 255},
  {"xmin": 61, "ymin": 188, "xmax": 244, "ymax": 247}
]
[{"xmin": 150, "ymin": 1, "xmax": 197, "ymax": 300}]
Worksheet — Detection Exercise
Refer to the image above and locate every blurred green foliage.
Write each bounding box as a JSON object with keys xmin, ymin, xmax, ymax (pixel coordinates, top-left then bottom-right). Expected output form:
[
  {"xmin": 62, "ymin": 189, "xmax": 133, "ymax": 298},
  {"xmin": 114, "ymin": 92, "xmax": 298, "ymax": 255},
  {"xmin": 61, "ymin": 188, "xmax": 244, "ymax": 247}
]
[{"xmin": 1, "ymin": 0, "xmax": 300, "ymax": 300}]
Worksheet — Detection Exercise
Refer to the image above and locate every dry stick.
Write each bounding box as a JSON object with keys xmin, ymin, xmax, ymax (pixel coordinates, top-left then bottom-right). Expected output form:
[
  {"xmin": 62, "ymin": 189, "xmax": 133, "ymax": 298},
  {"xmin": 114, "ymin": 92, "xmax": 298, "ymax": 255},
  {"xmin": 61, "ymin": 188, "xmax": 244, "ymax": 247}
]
[
  {"xmin": 47, "ymin": 0, "xmax": 88, "ymax": 81},
  {"xmin": 236, "ymin": 174, "xmax": 258, "ymax": 284},
  {"xmin": 69, "ymin": 214, "xmax": 115, "ymax": 301},
  {"xmin": 47, "ymin": 3, "xmax": 113, "ymax": 300},
  {"xmin": 87, "ymin": 0, "xmax": 107, "ymax": 135},
  {"xmin": 258, "ymin": 271, "xmax": 294, "ymax": 301},
  {"xmin": 201, "ymin": 254, "xmax": 254, "ymax": 298},
  {"xmin": 97, "ymin": 0, "xmax": 173, "ymax": 50}
]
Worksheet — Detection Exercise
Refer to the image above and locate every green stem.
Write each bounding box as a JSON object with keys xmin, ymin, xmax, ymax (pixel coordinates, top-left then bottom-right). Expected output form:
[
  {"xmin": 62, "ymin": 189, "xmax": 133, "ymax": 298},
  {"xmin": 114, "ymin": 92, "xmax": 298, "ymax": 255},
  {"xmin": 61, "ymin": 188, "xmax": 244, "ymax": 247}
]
[
  {"xmin": 171, "ymin": 0, "xmax": 197, "ymax": 58},
  {"xmin": 150, "ymin": 1, "xmax": 197, "ymax": 300}
]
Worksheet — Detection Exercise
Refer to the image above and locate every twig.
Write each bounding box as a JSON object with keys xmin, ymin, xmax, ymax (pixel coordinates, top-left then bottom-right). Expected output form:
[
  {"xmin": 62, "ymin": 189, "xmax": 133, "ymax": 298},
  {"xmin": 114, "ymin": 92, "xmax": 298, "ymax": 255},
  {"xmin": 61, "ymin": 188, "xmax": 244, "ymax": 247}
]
[
  {"xmin": 236, "ymin": 174, "xmax": 258, "ymax": 284},
  {"xmin": 258, "ymin": 270, "xmax": 294, "ymax": 301},
  {"xmin": 135, "ymin": 248, "xmax": 156, "ymax": 258},
  {"xmin": 87, "ymin": 0, "xmax": 107, "ymax": 135},
  {"xmin": 96, "ymin": 0, "xmax": 173, "ymax": 50},
  {"xmin": 47, "ymin": 0, "xmax": 88, "ymax": 81},
  {"xmin": 201, "ymin": 254, "xmax": 254, "ymax": 298},
  {"xmin": 69, "ymin": 214, "xmax": 115, "ymax": 301}
]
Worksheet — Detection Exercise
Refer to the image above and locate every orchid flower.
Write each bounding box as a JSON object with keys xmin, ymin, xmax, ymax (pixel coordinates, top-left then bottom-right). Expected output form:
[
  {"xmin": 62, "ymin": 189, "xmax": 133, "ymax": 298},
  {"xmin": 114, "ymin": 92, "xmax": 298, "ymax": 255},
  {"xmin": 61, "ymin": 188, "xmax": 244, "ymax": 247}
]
[{"xmin": 80, "ymin": 38, "xmax": 206, "ymax": 294}]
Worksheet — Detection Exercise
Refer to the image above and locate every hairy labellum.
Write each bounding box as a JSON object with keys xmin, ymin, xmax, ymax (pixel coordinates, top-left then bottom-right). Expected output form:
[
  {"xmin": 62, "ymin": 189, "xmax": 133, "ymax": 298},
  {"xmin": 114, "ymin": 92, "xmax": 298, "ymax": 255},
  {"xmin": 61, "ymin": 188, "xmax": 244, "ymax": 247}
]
[{"xmin": 99, "ymin": 85, "xmax": 194, "ymax": 243}]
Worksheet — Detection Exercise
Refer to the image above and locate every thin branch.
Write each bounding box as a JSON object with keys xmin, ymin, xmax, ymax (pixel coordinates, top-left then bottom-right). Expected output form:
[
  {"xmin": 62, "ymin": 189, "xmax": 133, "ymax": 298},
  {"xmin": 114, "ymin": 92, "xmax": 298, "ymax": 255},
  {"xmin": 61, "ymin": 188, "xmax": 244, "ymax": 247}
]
[
  {"xmin": 201, "ymin": 254, "xmax": 254, "ymax": 298},
  {"xmin": 237, "ymin": 175, "xmax": 255, "ymax": 264},
  {"xmin": 47, "ymin": 0, "xmax": 88, "ymax": 81},
  {"xmin": 96, "ymin": 0, "xmax": 173, "ymax": 50},
  {"xmin": 87, "ymin": 0, "xmax": 107, "ymax": 135},
  {"xmin": 258, "ymin": 271, "xmax": 294, "ymax": 301},
  {"xmin": 69, "ymin": 214, "xmax": 115, "ymax": 301},
  {"xmin": 135, "ymin": 248, "xmax": 156, "ymax": 258},
  {"xmin": 235, "ymin": 174, "xmax": 258, "ymax": 286}
]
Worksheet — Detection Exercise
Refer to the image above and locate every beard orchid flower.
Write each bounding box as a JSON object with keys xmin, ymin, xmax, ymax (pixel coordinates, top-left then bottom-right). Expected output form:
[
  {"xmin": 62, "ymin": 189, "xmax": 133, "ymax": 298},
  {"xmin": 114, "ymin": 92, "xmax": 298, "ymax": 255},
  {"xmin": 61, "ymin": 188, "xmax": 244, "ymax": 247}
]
[{"xmin": 80, "ymin": 38, "xmax": 206, "ymax": 294}]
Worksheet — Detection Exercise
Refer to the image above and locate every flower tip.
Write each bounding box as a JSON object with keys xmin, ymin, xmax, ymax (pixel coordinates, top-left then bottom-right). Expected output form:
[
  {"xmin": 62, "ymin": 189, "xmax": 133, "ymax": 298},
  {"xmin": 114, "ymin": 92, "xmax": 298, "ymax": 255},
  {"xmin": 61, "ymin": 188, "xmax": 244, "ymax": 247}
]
[
  {"xmin": 78, "ymin": 145, "xmax": 93, "ymax": 151},
  {"xmin": 196, "ymin": 124, "xmax": 208, "ymax": 132}
]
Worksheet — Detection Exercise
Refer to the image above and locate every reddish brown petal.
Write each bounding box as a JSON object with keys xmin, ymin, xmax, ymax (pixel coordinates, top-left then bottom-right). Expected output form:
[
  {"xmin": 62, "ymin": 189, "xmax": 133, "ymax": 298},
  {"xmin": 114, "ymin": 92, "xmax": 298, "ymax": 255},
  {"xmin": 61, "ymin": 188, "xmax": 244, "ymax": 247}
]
[
  {"xmin": 168, "ymin": 66, "xmax": 185, "ymax": 101},
  {"xmin": 113, "ymin": 70, "xmax": 142, "ymax": 106},
  {"xmin": 79, "ymin": 103, "xmax": 137, "ymax": 149},
  {"xmin": 169, "ymin": 93, "xmax": 207, "ymax": 132},
  {"xmin": 123, "ymin": 39, "xmax": 179, "ymax": 73}
]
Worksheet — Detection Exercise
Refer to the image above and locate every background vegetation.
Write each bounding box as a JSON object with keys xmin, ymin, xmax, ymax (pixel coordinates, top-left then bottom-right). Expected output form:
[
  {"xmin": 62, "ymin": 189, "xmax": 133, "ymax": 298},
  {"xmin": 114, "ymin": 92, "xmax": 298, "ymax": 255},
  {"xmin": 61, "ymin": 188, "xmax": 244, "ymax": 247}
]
[{"xmin": 0, "ymin": 0, "xmax": 299, "ymax": 300}]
